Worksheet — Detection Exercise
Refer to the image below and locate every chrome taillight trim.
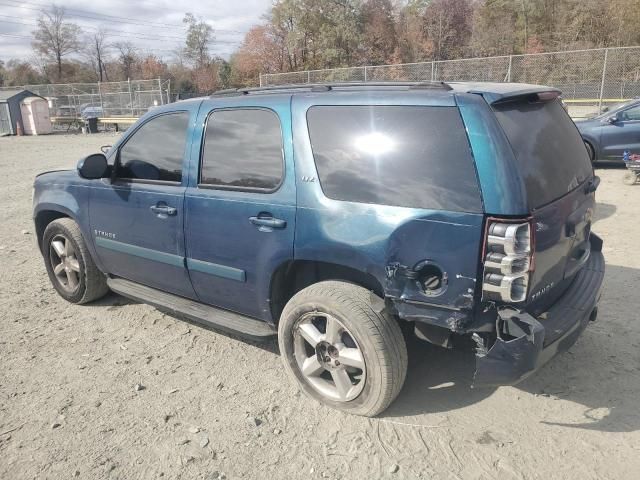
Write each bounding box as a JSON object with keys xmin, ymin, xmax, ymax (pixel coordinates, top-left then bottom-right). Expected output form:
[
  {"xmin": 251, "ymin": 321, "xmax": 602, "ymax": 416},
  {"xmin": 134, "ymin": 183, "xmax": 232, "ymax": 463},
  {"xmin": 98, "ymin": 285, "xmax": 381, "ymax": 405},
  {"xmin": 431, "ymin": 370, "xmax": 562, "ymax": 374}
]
[
  {"xmin": 482, "ymin": 273, "xmax": 529, "ymax": 303},
  {"xmin": 482, "ymin": 220, "xmax": 533, "ymax": 303},
  {"xmin": 487, "ymin": 223, "xmax": 531, "ymax": 255},
  {"xmin": 484, "ymin": 252, "xmax": 530, "ymax": 275}
]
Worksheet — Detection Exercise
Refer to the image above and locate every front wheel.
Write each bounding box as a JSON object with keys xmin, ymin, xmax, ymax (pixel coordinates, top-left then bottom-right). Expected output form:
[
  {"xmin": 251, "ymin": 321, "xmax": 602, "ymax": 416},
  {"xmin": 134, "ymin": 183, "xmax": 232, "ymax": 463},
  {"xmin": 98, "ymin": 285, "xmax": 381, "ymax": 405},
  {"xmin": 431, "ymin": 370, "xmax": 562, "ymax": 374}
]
[
  {"xmin": 278, "ymin": 281, "xmax": 408, "ymax": 417},
  {"xmin": 584, "ymin": 141, "xmax": 595, "ymax": 164},
  {"xmin": 42, "ymin": 218, "xmax": 109, "ymax": 304}
]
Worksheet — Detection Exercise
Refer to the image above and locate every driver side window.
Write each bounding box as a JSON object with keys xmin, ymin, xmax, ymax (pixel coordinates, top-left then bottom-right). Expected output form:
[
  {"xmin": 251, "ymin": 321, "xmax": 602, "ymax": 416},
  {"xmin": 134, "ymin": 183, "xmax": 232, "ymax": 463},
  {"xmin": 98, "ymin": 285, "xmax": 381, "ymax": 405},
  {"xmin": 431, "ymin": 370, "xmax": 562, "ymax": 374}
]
[
  {"xmin": 621, "ymin": 105, "xmax": 640, "ymax": 121},
  {"xmin": 118, "ymin": 112, "xmax": 190, "ymax": 182}
]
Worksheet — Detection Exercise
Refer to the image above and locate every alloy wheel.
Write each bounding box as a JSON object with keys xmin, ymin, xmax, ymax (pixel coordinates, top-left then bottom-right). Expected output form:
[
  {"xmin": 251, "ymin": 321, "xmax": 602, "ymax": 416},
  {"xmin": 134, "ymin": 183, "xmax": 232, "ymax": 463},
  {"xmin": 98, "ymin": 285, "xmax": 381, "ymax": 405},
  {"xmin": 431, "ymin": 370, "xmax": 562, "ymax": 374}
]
[
  {"xmin": 293, "ymin": 312, "xmax": 366, "ymax": 402},
  {"xmin": 49, "ymin": 234, "xmax": 81, "ymax": 292}
]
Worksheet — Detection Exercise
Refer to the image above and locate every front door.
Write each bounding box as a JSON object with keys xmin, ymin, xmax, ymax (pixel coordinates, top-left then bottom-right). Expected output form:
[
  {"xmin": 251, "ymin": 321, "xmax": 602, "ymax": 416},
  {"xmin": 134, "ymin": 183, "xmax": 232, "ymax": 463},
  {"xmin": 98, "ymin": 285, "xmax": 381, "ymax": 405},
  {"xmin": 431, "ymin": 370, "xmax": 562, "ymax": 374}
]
[
  {"xmin": 90, "ymin": 109, "xmax": 198, "ymax": 299},
  {"xmin": 601, "ymin": 104, "xmax": 640, "ymax": 160},
  {"xmin": 184, "ymin": 98, "xmax": 296, "ymax": 321}
]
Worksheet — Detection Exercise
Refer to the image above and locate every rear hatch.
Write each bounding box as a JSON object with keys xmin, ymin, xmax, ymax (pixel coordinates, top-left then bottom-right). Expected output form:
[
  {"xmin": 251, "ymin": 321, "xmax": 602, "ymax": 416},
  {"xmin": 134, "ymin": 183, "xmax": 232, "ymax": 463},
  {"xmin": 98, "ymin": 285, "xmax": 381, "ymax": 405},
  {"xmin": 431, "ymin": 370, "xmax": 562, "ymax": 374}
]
[{"xmin": 492, "ymin": 97, "xmax": 596, "ymax": 313}]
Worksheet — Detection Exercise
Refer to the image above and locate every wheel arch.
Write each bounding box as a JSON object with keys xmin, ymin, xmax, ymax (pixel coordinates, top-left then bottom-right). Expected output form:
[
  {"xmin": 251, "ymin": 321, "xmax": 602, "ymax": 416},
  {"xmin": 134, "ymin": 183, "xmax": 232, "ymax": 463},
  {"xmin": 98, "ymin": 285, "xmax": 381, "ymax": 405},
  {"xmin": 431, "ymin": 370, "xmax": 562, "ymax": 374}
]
[
  {"xmin": 34, "ymin": 207, "xmax": 73, "ymax": 252},
  {"xmin": 582, "ymin": 136, "xmax": 597, "ymax": 161},
  {"xmin": 269, "ymin": 260, "xmax": 385, "ymax": 323}
]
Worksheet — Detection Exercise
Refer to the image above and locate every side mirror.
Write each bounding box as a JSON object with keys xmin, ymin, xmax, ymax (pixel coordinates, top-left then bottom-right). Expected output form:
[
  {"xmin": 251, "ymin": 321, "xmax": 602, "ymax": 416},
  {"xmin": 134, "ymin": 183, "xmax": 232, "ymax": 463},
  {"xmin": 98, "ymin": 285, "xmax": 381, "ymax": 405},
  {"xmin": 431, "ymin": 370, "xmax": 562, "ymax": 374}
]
[
  {"xmin": 77, "ymin": 153, "xmax": 109, "ymax": 179},
  {"xmin": 605, "ymin": 115, "xmax": 618, "ymax": 124},
  {"xmin": 100, "ymin": 145, "xmax": 112, "ymax": 154}
]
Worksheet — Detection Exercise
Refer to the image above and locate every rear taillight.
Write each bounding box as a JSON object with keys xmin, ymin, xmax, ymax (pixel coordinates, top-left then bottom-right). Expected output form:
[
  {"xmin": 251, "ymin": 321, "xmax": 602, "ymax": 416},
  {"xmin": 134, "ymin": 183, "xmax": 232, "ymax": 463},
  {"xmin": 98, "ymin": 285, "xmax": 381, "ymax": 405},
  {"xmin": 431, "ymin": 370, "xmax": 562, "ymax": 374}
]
[{"xmin": 482, "ymin": 220, "xmax": 532, "ymax": 303}]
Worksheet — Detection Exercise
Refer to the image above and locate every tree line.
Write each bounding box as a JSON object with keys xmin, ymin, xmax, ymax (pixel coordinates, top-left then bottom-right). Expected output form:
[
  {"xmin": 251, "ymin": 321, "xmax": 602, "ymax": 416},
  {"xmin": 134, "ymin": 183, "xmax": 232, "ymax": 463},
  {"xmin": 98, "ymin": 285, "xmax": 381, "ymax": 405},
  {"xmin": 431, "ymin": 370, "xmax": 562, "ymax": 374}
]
[{"xmin": 1, "ymin": 0, "xmax": 639, "ymax": 92}]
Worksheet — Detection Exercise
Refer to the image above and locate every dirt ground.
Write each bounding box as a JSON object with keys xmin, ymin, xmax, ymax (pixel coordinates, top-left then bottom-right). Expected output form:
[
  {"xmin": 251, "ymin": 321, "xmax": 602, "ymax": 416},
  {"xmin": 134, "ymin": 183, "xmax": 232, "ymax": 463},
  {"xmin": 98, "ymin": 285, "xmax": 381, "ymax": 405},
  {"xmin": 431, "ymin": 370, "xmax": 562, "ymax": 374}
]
[{"xmin": 1, "ymin": 133, "xmax": 639, "ymax": 480}]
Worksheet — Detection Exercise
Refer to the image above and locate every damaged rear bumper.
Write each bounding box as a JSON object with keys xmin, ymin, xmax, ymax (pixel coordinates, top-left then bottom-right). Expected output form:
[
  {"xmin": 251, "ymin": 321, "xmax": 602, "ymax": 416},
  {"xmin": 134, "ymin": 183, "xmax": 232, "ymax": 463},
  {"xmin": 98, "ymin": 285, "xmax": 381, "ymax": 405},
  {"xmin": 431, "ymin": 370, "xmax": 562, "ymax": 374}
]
[{"xmin": 474, "ymin": 234, "xmax": 605, "ymax": 387}]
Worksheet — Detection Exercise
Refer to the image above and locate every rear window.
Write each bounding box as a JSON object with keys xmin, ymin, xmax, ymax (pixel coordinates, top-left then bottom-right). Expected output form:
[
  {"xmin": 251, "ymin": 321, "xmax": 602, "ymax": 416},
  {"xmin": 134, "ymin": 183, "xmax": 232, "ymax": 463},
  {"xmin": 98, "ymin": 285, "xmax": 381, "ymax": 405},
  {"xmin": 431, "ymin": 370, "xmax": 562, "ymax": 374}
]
[
  {"xmin": 306, "ymin": 106, "xmax": 482, "ymax": 212},
  {"xmin": 493, "ymin": 99, "xmax": 592, "ymax": 208}
]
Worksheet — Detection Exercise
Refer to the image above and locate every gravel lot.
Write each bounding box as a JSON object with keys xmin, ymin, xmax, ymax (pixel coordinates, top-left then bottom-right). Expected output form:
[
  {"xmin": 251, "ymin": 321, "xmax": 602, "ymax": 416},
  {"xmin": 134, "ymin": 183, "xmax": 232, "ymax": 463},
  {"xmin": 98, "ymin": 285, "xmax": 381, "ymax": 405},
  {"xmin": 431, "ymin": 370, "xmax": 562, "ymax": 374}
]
[{"xmin": 1, "ymin": 133, "xmax": 639, "ymax": 480}]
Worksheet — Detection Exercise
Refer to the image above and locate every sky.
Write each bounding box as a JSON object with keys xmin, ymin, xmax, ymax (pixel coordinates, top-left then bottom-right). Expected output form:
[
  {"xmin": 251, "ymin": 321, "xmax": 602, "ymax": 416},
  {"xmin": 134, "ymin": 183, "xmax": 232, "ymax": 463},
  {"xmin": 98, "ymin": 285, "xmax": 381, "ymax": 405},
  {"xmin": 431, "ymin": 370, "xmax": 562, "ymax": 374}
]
[{"xmin": 0, "ymin": 0, "xmax": 272, "ymax": 63}]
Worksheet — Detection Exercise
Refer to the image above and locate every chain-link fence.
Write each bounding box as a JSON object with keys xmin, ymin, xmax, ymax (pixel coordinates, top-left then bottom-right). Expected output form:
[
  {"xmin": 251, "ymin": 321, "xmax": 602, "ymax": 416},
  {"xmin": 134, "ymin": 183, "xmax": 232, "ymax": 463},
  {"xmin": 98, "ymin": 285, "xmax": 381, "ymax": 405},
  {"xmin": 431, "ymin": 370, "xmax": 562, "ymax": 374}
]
[
  {"xmin": 261, "ymin": 46, "xmax": 640, "ymax": 118},
  {"xmin": 0, "ymin": 79, "xmax": 171, "ymax": 119}
]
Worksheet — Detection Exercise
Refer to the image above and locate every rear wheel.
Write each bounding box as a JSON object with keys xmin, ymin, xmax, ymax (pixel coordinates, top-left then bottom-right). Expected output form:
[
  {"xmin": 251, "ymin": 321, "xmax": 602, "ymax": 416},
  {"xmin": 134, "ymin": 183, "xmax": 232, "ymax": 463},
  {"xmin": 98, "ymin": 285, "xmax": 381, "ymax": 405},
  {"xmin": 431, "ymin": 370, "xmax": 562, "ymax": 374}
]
[
  {"xmin": 43, "ymin": 218, "xmax": 108, "ymax": 304},
  {"xmin": 278, "ymin": 281, "xmax": 408, "ymax": 417}
]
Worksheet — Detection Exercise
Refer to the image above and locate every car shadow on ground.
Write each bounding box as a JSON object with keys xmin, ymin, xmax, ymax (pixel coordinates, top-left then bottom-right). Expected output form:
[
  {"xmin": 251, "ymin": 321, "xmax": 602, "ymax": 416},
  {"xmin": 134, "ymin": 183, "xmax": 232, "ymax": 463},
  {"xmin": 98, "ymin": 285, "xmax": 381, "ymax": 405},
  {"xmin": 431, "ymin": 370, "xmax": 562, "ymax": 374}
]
[
  {"xmin": 91, "ymin": 263, "xmax": 639, "ymax": 433},
  {"xmin": 88, "ymin": 290, "xmax": 280, "ymax": 354},
  {"xmin": 594, "ymin": 202, "xmax": 616, "ymax": 223},
  {"xmin": 384, "ymin": 264, "xmax": 640, "ymax": 433}
]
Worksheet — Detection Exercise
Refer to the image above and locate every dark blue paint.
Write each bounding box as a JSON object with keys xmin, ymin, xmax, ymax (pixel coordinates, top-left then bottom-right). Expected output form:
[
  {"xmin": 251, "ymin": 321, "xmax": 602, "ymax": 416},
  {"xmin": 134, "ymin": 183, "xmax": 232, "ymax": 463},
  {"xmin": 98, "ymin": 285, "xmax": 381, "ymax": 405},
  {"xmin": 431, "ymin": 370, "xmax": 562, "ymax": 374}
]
[
  {"xmin": 32, "ymin": 83, "xmax": 589, "ymax": 326},
  {"xmin": 187, "ymin": 258, "xmax": 246, "ymax": 282},
  {"xmin": 184, "ymin": 96, "xmax": 296, "ymax": 320},
  {"xmin": 95, "ymin": 236, "xmax": 184, "ymax": 267}
]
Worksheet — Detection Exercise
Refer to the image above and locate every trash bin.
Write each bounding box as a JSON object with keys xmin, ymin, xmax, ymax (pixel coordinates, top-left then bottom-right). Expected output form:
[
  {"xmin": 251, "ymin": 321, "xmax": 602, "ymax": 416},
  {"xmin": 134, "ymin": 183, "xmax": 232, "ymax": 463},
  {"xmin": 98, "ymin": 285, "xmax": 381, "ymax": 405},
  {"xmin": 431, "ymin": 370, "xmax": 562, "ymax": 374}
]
[{"xmin": 87, "ymin": 117, "xmax": 98, "ymax": 133}]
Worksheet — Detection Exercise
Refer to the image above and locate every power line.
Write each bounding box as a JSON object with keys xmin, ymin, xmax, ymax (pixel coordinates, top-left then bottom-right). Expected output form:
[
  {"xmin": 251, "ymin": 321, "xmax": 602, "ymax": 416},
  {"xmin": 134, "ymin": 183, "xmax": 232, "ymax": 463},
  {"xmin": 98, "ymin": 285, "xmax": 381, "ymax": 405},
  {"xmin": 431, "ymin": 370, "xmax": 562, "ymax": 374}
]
[
  {"xmin": 0, "ymin": 18, "xmax": 242, "ymax": 44},
  {"xmin": 0, "ymin": 32, "xmax": 235, "ymax": 56},
  {"xmin": 0, "ymin": 0, "xmax": 186, "ymax": 29},
  {"xmin": 0, "ymin": 32, "xmax": 32, "ymax": 39},
  {"xmin": 0, "ymin": 0, "xmax": 245, "ymax": 34}
]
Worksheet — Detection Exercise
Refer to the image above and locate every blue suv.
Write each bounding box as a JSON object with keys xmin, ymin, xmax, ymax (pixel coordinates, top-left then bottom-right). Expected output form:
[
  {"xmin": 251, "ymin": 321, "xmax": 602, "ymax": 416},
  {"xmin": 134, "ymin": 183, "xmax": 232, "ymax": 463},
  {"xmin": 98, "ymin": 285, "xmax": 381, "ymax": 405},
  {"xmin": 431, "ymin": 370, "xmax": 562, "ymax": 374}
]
[{"xmin": 33, "ymin": 82, "xmax": 605, "ymax": 416}]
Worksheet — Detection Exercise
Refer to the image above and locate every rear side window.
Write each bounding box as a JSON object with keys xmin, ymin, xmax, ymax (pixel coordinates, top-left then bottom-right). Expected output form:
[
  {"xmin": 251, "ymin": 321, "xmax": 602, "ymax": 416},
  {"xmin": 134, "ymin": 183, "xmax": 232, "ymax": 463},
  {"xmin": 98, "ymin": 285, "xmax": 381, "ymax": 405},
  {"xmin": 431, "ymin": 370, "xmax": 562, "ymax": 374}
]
[
  {"xmin": 306, "ymin": 106, "xmax": 482, "ymax": 212},
  {"xmin": 200, "ymin": 109, "xmax": 283, "ymax": 191},
  {"xmin": 493, "ymin": 99, "xmax": 592, "ymax": 208},
  {"xmin": 118, "ymin": 112, "xmax": 189, "ymax": 182}
]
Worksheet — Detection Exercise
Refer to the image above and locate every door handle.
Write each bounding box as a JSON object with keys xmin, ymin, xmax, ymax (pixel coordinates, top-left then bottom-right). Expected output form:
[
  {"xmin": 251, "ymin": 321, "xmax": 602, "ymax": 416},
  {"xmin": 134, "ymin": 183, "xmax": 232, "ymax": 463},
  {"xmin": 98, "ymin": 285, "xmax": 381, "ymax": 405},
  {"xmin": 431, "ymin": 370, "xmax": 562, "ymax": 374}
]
[
  {"xmin": 150, "ymin": 205, "xmax": 177, "ymax": 216},
  {"xmin": 249, "ymin": 215, "xmax": 286, "ymax": 230}
]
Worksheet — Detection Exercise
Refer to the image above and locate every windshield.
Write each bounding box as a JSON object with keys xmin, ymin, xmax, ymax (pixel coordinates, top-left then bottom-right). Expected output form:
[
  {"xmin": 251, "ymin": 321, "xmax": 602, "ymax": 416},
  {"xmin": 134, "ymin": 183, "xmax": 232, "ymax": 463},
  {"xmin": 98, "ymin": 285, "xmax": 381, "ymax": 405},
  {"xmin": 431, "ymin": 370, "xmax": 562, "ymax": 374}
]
[
  {"xmin": 493, "ymin": 99, "xmax": 593, "ymax": 209},
  {"xmin": 594, "ymin": 100, "xmax": 634, "ymax": 119}
]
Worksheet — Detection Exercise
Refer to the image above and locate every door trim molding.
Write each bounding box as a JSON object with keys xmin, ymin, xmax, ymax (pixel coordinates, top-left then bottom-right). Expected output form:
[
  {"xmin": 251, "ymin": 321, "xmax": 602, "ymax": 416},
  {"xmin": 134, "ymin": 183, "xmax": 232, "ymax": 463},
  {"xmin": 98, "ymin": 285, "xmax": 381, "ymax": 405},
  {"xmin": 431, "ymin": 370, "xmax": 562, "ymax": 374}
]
[
  {"xmin": 95, "ymin": 237, "xmax": 184, "ymax": 268},
  {"xmin": 187, "ymin": 258, "xmax": 246, "ymax": 282},
  {"xmin": 95, "ymin": 237, "xmax": 246, "ymax": 282}
]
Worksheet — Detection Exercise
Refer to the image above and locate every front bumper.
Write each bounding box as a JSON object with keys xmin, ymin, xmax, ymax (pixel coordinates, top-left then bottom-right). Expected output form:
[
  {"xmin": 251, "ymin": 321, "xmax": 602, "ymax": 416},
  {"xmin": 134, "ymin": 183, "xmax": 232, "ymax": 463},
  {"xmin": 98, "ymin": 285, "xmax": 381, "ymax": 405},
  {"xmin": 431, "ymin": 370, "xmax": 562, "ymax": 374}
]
[{"xmin": 474, "ymin": 234, "xmax": 605, "ymax": 386}]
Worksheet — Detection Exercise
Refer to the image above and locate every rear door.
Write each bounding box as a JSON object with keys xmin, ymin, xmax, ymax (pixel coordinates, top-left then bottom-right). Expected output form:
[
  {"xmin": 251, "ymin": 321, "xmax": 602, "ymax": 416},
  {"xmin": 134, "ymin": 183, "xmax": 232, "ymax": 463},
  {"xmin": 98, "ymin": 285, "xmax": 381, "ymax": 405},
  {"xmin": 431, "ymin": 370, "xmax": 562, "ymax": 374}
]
[
  {"xmin": 492, "ymin": 98, "xmax": 595, "ymax": 310},
  {"xmin": 184, "ymin": 97, "xmax": 296, "ymax": 321},
  {"xmin": 90, "ymin": 109, "xmax": 198, "ymax": 299},
  {"xmin": 600, "ymin": 104, "xmax": 640, "ymax": 160}
]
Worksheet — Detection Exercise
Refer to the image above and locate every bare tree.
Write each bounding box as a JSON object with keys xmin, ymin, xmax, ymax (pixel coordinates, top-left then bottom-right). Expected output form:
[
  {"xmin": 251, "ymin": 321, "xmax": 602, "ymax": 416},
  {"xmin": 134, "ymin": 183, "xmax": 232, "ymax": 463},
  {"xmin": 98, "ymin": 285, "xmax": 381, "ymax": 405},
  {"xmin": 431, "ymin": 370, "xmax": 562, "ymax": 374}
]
[
  {"xmin": 113, "ymin": 41, "xmax": 138, "ymax": 80},
  {"xmin": 31, "ymin": 5, "xmax": 81, "ymax": 81},
  {"xmin": 183, "ymin": 13, "xmax": 214, "ymax": 68},
  {"xmin": 85, "ymin": 29, "xmax": 109, "ymax": 82}
]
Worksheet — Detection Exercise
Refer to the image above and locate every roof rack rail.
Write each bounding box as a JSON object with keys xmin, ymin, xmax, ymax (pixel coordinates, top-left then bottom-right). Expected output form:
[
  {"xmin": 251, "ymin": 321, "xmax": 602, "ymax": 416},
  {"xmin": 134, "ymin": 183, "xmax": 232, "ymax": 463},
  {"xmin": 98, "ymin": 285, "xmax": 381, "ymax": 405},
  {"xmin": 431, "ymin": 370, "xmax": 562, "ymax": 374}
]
[{"xmin": 211, "ymin": 81, "xmax": 452, "ymax": 97}]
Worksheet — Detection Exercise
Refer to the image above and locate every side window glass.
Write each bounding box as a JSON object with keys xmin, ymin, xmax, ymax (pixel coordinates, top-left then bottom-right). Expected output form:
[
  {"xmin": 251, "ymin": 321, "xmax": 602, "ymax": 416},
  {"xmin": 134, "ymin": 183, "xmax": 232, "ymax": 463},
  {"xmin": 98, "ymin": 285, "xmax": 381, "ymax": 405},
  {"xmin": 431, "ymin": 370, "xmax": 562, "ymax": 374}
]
[
  {"xmin": 306, "ymin": 105, "xmax": 482, "ymax": 212},
  {"xmin": 118, "ymin": 112, "xmax": 190, "ymax": 182},
  {"xmin": 200, "ymin": 109, "xmax": 283, "ymax": 191},
  {"xmin": 621, "ymin": 106, "xmax": 640, "ymax": 121}
]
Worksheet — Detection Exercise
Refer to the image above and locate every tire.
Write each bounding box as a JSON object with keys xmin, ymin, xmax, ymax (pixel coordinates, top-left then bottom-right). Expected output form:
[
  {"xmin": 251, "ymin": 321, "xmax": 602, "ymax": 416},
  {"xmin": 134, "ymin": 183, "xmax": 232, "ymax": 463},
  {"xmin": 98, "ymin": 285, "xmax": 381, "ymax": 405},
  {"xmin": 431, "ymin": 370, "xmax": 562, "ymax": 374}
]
[
  {"xmin": 584, "ymin": 141, "xmax": 595, "ymax": 164},
  {"xmin": 278, "ymin": 281, "xmax": 408, "ymax": 417},
  {"xmin": 42, "ymin": 218, "xmax": 109, "ymax": 304},
  {"xmin": 623, "ymin": 171, "xmax": 637, "ymax": 185}
]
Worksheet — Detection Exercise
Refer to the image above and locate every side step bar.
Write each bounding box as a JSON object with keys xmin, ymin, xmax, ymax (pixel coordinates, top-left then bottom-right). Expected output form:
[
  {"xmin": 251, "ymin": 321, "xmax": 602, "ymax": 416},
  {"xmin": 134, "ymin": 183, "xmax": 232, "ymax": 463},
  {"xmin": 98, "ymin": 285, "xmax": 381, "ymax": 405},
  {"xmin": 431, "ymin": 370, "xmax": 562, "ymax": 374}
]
[{"xmin": 107, "ymin": 277, "xmax": 277, "ymax": 340}]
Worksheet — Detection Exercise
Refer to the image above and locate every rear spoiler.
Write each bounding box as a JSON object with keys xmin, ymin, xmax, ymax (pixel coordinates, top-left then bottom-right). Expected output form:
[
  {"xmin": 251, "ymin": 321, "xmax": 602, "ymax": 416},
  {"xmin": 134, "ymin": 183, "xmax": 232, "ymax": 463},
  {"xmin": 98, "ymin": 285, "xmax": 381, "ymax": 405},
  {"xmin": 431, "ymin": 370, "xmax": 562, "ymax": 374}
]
[{"xmin": 476, "ymin": 88, "xmax": 562, "ymax": 106}]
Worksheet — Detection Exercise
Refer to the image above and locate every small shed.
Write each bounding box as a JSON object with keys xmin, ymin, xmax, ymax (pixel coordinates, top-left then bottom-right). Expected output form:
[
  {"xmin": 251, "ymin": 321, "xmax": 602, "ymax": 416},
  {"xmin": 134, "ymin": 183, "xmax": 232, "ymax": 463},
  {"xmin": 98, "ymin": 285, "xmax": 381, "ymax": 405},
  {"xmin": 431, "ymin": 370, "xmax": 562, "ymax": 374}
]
[
  {"xmin": 0, "ymin": 89, "xmax": 49, "ymax": 136},
  {"xmin": 20, "ymin": 96, "xmax": 52, "ymax": 135}
]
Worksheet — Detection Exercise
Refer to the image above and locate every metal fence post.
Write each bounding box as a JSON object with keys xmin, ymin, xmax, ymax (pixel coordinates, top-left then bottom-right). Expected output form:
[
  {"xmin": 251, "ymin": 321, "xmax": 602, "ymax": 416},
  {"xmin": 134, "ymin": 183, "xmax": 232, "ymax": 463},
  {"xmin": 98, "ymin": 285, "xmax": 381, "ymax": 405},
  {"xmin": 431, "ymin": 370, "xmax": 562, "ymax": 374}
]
[
  {"xmin": 98, "ymin": 82, "xmax": 103, "ymax": 114},
  {"xmin": 158, "ymin": 78, "xmax": 163, "ymax": 105},
  {"xmin": 364, "ymin": 66, "xmax": 368, "ymax": 82},
  {"xmin": 259, "ymin": 73, "xmax": 263, "ymax": 87},
  {"xmin": 128, "ymin": 79, "xmax": 134, "ymax": 117},
  {"xmin": 507, "ymin": 55, "xmax": 513, "ymax": 82},
  {"xmin": 598, "ymin": 48, "xmax": 609, "ymax": 114},
  {"xmin": 431, "ymin": 61, "xmax": 435, "ymax": 81},
  {"xmin": 307, "ymin": 71, "xmax": 311, "ymax": 84}
]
